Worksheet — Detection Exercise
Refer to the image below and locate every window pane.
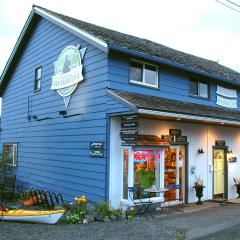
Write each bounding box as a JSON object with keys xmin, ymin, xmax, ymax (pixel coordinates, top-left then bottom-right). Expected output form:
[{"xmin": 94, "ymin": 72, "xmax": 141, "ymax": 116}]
[
  {"xmin": 36, "ymin": 80, "xmax": 41, "ymax": 90},
  {"xmin": 36, "ymin": 68, "xmax": 41, "ymax": 80},
  {"xmin": 130, "ymin": 62, "xmax": 142, "ymax": 82},
  {"xmin": 199, "ymin": 82, "xmax": 208, "ymax": 98},
  {"xmin": 123, "ymin": 149, "xmax": 129, "ymax": 199},
  {"xmin": 145, "ymin": 64, "xmax": 158, "ymax": 87},
  {"xmin": 3, "ymin": 144, "xmax": 14, "ymax": 165},
  {"xmin": 133, "ymin": 150, "xmax": 160, "ymax": 199},
  {"xmin": 34, "ymin": 68, "xmax": 41, "ymax": 91},
  {"xmin": 190, "ymin": 79, "xmax": 198, "ymax": 95}
]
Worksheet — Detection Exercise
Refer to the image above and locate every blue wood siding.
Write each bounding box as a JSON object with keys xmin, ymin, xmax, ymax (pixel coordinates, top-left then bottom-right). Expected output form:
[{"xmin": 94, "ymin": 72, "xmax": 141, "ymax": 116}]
[
  {"xmin": 107, "ymin": 53, "xmax": 240, "ymax": 110},
  {"xmin": 1, "ymin": 17, "xmax": 108, "ymax": 202}
]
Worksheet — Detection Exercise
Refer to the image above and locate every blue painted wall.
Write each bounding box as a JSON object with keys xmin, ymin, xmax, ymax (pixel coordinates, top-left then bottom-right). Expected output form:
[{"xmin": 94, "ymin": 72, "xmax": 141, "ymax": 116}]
[
  {"xmin": 2, "ymin": 13, "xmax": 240, "ymax": 205},
  {"xmin": 1, "ymin": 17, "xmax": 109, "ymax": 202},
  {"xmin": 107, "ymin": 52, "xmax": 240, "ymax": 110}
]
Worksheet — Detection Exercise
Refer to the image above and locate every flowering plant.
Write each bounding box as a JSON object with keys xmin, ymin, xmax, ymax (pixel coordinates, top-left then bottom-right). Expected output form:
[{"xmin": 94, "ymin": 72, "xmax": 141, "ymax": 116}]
[
  {"xmin": 74, "ymin": 195, "xmax": 86, "ymax": 204},
  {"xmin": 194, "ymin": 176, "xmax": 204, "ymax": 188}
]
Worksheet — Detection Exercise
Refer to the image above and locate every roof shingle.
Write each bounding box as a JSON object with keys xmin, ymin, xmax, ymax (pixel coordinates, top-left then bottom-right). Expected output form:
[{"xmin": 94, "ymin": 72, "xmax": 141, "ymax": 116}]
[{"xmin": 36, "ymin": 5, "xmax": 240, "ymax": 83}]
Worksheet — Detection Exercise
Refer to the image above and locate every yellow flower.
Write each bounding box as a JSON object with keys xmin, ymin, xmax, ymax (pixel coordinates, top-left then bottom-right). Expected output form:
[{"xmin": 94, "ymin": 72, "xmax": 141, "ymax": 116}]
[{"xmin": 130, "ymin": 207, "xmax": 135, "ymax": 211}]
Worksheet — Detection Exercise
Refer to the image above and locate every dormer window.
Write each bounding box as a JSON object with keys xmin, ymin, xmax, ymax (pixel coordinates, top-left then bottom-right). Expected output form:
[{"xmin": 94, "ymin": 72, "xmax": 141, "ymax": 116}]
[
  {"xmin": 190, "ymin": 78, "xmax": 209, "ymax": 98},
  {"xmin": 130, "ymin": 60, "xmax": 158, "ymax": 88}
]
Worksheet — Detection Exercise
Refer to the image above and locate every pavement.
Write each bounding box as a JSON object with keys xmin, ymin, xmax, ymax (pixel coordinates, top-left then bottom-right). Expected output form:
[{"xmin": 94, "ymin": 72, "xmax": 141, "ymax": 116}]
[{"xmin": 1, "ymin": 201, "xmax": 240, "ymax": 240}]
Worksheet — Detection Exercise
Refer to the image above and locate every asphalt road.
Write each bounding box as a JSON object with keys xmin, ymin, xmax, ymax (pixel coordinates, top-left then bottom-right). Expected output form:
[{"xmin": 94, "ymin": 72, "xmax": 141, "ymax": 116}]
[{"xmin": 195, "ymin": 224, "xmax": 240, "ymax": 240}]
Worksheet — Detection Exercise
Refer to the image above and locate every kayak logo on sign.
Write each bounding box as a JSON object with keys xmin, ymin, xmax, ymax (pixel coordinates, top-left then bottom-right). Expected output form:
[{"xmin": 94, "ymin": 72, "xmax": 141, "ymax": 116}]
[{"xmin": 51, "ymin": 45, "xmax": 87, "ymax": 108}]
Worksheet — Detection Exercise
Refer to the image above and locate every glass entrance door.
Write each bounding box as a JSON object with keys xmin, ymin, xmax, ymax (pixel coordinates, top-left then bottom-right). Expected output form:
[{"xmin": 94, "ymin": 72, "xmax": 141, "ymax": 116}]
[
  {"xmin": 164, "ymin": 146, "xmax": 185, "ymax": 202},
  {"xmin": 213, "ymin": 149, "xmax": 225, "ymax": 199}
]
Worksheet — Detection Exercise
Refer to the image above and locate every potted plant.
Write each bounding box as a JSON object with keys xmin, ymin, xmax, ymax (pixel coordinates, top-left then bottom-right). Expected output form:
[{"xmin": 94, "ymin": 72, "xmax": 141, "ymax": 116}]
[
  {"xmin": 233, "ymin": 177, "xmax": 240, "ymax": 198},
  {"xmin": 193, "ymin": 176, "xmax": 205, "ymax": 204}
]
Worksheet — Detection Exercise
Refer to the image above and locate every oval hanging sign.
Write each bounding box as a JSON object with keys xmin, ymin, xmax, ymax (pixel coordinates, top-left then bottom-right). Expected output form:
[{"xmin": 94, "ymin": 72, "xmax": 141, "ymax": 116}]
[{"xmin": 51, "ymin": 45, "xmax": 87, "ymax": 108}]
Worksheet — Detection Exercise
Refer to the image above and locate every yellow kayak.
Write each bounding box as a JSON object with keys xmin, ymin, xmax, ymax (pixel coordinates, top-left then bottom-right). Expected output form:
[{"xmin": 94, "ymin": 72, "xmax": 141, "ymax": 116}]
[{"xmin": 0, "ymin": 209, "xmax": 65, "ymax": 224}]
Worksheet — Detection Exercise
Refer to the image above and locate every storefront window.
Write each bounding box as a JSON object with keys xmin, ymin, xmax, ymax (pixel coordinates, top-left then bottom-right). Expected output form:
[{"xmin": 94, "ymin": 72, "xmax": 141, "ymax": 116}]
[{"xmin": 133, "ymin": 150, "xmax": 161, "ymax": 199}]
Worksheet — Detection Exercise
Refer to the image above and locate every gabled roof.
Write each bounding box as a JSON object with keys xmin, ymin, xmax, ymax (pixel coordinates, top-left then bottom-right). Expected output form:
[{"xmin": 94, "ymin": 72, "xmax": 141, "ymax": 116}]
[
  {"xmin": 108, "ymin": 89, "xmax": 240, "ymax": 126},
  {"xmin": 34, "ymin": 5, "xmax": 240, "ymax": 84},
  {"xmin": 1, "ymin": 5, "xmax": 240, "ymax": 96}
]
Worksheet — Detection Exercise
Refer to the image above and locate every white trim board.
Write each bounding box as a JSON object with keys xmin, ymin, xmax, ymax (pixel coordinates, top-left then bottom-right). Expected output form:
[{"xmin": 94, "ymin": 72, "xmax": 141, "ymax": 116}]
[
  {"xmin": 34, "ymin": 7, "xmax": 108, "ymax": 53},
  {"xmin": 138, "ymin": 109, "xmax": 240, "ymax": 126}
]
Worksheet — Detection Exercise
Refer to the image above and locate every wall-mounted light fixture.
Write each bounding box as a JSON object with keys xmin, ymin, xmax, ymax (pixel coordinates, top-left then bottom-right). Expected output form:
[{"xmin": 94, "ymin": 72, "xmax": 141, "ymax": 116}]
[{"xmin": 198, "ymin": 148, "xmax": 204, "ymax": 154}]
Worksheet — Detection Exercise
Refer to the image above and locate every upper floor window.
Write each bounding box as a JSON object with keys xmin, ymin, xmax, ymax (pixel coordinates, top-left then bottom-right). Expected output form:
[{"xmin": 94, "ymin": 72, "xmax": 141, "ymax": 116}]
[
  {"xmin": 190, "ymin": 78, "xmax": 209, "ymax": 98},
  {"xmin": 2, "ymin": 143, "xmax": 18, "ymax": 166},
  {"xmin": 130, "ymin": 60, "xmax": 158, "ymax": 88},
  {"xmin": 34, "ymin": 67, "xmax": 42, "ymax": 91}
]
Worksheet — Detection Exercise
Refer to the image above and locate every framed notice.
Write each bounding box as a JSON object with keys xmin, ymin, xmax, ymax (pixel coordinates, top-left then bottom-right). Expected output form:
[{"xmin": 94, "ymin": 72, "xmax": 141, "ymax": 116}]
[{"xmin": 90, "ymin": 142, "xmax": 104, "ymax": 157}]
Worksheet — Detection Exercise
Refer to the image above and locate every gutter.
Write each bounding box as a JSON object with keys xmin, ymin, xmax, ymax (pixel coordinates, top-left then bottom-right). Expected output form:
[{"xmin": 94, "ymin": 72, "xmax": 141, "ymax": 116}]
[{"xmin": 108, "ymin": 43, "xmax": 240, "ymax": 87}]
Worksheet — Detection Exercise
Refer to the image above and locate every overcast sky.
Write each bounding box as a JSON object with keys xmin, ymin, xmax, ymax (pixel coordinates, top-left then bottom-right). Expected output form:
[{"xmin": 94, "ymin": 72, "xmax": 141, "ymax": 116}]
[{"xmin": 0, "ymin": 0, "xmax": 240, "ymax": 113}]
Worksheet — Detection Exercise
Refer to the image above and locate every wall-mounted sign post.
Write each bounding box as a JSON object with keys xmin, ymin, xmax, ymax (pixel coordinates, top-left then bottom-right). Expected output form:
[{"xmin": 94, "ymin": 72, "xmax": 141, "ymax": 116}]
[
  {"xmin": 120, "ymin": 114, "xmax": 138, "ymax": 146},
  {"xmin": 90, "ymin": 142, "xmax": 104, "ymax": 157}
]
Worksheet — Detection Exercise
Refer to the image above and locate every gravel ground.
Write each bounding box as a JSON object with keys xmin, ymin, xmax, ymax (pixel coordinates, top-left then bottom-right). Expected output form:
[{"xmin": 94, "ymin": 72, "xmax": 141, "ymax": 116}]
[{"xmin": 1, "ymin": 203, "xmax": 240, "ymax": 240}]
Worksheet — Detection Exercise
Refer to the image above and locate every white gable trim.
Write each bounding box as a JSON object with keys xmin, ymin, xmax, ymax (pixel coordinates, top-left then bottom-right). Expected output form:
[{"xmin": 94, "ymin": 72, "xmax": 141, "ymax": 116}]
[
  {"xmin": 34, "ymin": 7, "xmax": 108, "ymax": 52},
  {"xmin": 0, "ymin": 6, "xmax": 108, "ymax": 86}
]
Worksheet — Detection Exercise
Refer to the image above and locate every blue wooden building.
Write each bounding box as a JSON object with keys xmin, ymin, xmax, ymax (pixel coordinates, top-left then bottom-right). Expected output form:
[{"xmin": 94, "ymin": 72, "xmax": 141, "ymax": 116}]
[{"xmin": 1, "ymin": 5, "xmax": 240, "ymax": 208}]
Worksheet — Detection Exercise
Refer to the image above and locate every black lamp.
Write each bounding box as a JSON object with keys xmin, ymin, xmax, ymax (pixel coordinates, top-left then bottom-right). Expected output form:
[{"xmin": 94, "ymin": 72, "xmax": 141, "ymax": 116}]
[
  {"xmin": 59, "ymin": 110, "xmax": 67, "ymax": 116},
  {"xmin": 198, "ymin": 148, "xmax": 204, "ymax": 154}
]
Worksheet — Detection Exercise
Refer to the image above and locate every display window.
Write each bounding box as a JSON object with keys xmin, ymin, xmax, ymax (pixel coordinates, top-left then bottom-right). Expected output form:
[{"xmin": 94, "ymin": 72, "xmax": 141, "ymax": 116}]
[
  {"xmin": 122, "ymin": 148, "xmax": 164, "ymax": 200},
  {"xmin": 122, "ymin": 145, "xmax": 185, "ymax": 203}
]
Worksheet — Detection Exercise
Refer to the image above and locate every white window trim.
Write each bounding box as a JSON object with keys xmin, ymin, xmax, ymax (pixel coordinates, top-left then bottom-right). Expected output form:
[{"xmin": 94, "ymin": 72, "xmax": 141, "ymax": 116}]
[
  {"xmin": 3, "ymin": 143, "xmax": 17, "ymax": 167},
  {"xmin": 130, "ymin": 59, "xmax": 159, "ymax": 88}
]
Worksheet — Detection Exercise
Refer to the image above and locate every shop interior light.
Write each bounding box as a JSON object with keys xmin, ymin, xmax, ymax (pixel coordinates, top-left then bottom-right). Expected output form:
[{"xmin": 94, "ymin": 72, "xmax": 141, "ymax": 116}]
[
  {"xmin": 220, "ymin": 122, "xmax": 225, "ymax": 125},
  {"xmin": 177, "ymin": 118, "xmax": 181, "ymax": 121}
]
